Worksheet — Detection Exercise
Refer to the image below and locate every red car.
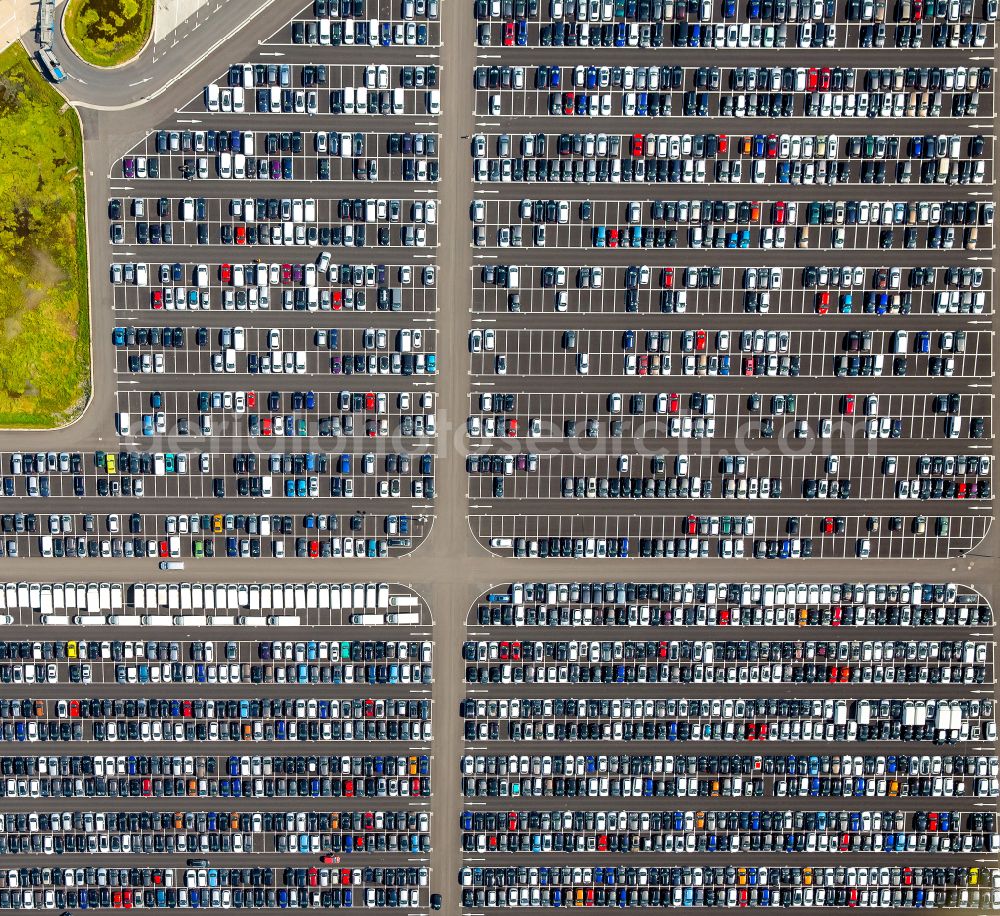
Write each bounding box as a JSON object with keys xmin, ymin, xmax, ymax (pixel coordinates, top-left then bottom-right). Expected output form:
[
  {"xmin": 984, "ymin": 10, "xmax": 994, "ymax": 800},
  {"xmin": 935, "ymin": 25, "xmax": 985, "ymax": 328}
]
[
  {"xmin": 281, "ymin": 264, "xmax": 292, "ymax": 284},
  {"xmin": 695, "ymin": 330, "xmax": 707, "ymax": 351},
  {"xmin": 309, "ymin": 540, "xmax": 319, "ymax": 558},
  {"xmin": 842, "ymin": 394, "xmax": 855, "ymax": 415},
  {"xmin": 773, "ymin": 201, "xmax": 786, "ymax": 224},
  {"xmin": 685, "ymin": 515, "xmax": 697, "ymax": 535},
  {"xmin": 660, "ymin": 267, "xmax": 674, "ymax": 288},
  {"xmin": 806, "ymin": 68, "xmax": 818, "ymax": 90},
  {"xmin": 823, "ymin": 517, "xmax": 835, "ymax": 535},
  {"xmin": 235, "ymin": 225, "xmax": 246, "ymax": 245},
  {"xmin": 668, "ymin": 393, "xmax": 680, "ymax": 413},
  {"xmin": 365, "ymin": 392, "xmax": 376, "ymax": 411},
  {"xmin": 220, "ymin": 263, "xmax": 232, "ymax": 283},
  {"xmin": 151, "ymin": 290, "xmax": 163, "ymax": 308},
  {"xmin": 503, "ymin": 21, "xmax": 515, "ymax": 44},
  {"xmin": 816, "ymin": 291, "xmax": 830, "ymax": 314},
  {"xmin": 158, "ymin": 540, "xmax": 169, "ymax": 558},
  {"xmin": 506, "ymin": 419, "xmax": 517, "ymax": 436},
  {"xmin": 246, "ymin": 391, "xmax": 256, "ymax": 408},
  {"xmin": 717, "ymin": 134, "xmax": 728, "ymax": 154},
  {"xmin": 631, "ymin": 133, "xmax": 644, "ymax": 157},
  {"xmin": 766, "ymin": 134, "xmax": 778, "ymax": 158},
  {"xmin": 261, "ymin": 417, "xmax": 272, "ymax": 436},
  {"xmin": 331, "ymin": 290, "xmax": 343, "ymax": 309}
]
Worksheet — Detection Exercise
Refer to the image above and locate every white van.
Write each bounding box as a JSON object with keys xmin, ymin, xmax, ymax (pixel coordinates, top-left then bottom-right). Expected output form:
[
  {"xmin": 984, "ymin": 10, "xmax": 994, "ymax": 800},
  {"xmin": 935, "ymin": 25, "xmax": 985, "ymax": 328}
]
[
  {"xmin": 218, "ymin": 153, "xmax": 232, "ymax": 179},
  {"xmin": 205, "ymin": 84, "xmax": 220, "ymax": 111},
  {"xmin": 343, "ymin": 86, "xmax": 356, "ymax": 114},
  {"xmin": 425, "ymin": 89, "xmax": 440, "ymax": 114},
  {"xmin": 116, "ymin": 413, "xmax": 131, "ymax": 435}
]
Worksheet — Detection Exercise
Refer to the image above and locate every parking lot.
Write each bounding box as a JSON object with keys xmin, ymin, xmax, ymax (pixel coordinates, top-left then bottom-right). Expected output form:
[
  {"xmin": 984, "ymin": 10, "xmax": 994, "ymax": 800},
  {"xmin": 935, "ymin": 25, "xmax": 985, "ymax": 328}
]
[
  {"xmin": 472, "ymin": 196, "xmax": 995, "ymax": 251},
  {"xmin": 113, "ymin": 324, "xmax": 437, "ymax": 376},
  {"xmin": 469, "ymin": 326, "xmax": 991, "ymax": 377},
  {"xmin": 473, "ymin": 63, "xmax": 992, "ymax": 119},
  {"xmin": 112, "ymin": 194, "xmax": 439, "ymax": 249},
  {"xmin": 273, "ymin": 0, "xmax": 442, "ymax": 48},
  {"xmin": 120, "ymin": 129, "xmax": 440, "ymax": 184},
  {"xmin": 465, "ymin": 32, "xmax": 994, "ymax": 564},
  {"xmin": 470, "ymin": 262, "xmax": 993, "ymax": 315},
  {"xmin": 470, "ymin": 130, "xmax": 993, "ymax": 187},
  {"xmin": 0, "ymin": 577, "xmax": 433, "ymax": 905},
  {"xmin": 0, "ymin": 504, "xmax": 431, "ymax": 560},
  {"xmin": 472, "ymin": 0, "xmax": 995, "ymax": 49},
  {"xmin": 110, "ymin": 260, "xmax": 437, "ymax": 312},
  {"xmin": 469, "ymin": 510, "xmax": 989, "ymax": 558},
  {"xmin": 191, "ymin": 62, "xmax": 442, "ymax": 117},
  {"xmin": 98, "ymin": 0, "xmax": 441, "ymax": 570},
  {"xmin": 461, "ymin": 580, "xmax": 999, "ymax": 906}
]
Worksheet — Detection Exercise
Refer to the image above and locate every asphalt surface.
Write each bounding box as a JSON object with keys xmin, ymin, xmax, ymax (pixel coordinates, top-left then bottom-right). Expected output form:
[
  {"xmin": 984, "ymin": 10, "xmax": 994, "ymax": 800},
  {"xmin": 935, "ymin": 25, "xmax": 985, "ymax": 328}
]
[{"xmin": 0, "ymin": 0, "xmax": 996, "ymax": 911}]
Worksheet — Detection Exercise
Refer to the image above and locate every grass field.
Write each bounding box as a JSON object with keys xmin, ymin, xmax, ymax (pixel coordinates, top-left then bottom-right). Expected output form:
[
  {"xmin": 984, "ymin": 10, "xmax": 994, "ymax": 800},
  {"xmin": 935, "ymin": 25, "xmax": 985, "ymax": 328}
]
[
  {"xmin": 64, "ymin": 0, "xmax": 154, "ymax": 68},
  {"xmin": 0, "ymin": 44, "xmax": 90, "ymax": 428}
]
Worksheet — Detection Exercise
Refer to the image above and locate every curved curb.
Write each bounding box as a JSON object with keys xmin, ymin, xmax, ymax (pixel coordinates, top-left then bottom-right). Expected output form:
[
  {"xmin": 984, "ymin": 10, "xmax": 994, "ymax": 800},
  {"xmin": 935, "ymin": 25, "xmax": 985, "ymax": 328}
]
[
  {"xmin": 62, "ymin": 0, "xmax": 282, "ymax": 111},
  {"xmin": 59, "ymin": 0, "xmax": 156, "ymax": 71}
]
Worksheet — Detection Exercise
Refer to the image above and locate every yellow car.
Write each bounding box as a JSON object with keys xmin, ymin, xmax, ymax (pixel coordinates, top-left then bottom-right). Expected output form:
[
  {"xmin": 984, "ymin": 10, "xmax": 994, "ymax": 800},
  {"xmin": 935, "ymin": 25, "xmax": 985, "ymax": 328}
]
[
  {"xmin": 67, "ymin": 641, "xmax": 78, "ymax": 659},
  {"xmin": 213, "ymin": 514, "xmax": 224, "ymax": 534},
  {"xmin": 106, "ymin": 454, "xmax": 117, "ymax": 474}
]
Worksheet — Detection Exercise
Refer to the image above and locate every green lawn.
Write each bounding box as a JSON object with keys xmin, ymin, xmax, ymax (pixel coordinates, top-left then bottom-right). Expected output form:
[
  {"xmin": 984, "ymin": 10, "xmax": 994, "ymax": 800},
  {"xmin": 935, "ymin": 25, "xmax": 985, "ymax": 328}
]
[
  {"xmin": 64, "ymin": 0, "xmax": 154, "ymax": 68},
  {"xmin": 0, "ymin": 44, "xmax": 90, "ymax": 428}
]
